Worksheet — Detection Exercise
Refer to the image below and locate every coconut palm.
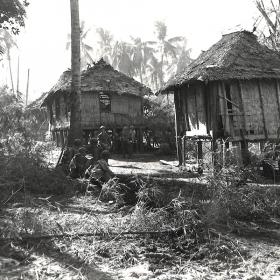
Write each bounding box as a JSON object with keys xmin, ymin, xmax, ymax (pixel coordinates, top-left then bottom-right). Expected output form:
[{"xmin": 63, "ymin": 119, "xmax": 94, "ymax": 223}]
[
  {"xmin": 66, "ymin": 20, "xmax": 94, "ymax": 69},
  {"xmin": 146, "ymin": 55, "xmax": 162, "ymax": 92},
  {"xmin": 130, "ymin": 37, "xmax": 154, "ymax": 84},
  {"xmin": 0, "ymin": 29, "xmax": 18, "ymax": 95},
  {"xmin": 68, "ymin": 0, "xmax": 82, "ymax": 144},
  {"xmin": 96, "ymin": 27, "xmax": 114, "ymax": 63},
  {"xmin": 175, "ymin": 38, "xmax": 192, "ymax": 74},
  {"xmin": 153, "ymin": 21, "xmax": 184, "ymax": 87},
  {"xmin": 112, "ymin": 41, "xmax": 135, "ymax": 77}
]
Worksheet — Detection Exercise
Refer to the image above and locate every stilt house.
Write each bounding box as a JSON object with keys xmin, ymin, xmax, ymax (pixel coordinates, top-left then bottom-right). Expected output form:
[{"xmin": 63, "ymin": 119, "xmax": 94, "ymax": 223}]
[
  {"xmin": 160, "ymin": 31, "xmax": 280, "ymax": 164},
  {"xmin": 41, "ymin": 58, "xmax": 151, "ymax": 145}
]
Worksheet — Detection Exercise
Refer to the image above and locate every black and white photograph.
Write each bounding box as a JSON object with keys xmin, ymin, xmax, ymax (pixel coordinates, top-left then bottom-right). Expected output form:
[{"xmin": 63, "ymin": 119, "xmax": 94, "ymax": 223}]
[{"xmin": 1, "ymin": 0, "xmax": 280, "ymax": 279}]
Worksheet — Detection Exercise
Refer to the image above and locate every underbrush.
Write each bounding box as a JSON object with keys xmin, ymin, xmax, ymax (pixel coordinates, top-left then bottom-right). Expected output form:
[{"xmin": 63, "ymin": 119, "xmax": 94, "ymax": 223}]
[
  {"xmin": 206, "ymin": 166, "xmax": 280, "ymax": 224},
  {"xmin": 0, "ymin": 138, "xmax": 74, "ymax": 207},
  {"xmin": 100, "ymin": 175, "xmax": 164, "ymax": 208}
]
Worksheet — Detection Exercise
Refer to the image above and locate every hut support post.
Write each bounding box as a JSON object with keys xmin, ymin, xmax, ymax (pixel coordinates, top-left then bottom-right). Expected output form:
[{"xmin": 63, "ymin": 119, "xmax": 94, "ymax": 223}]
[
  {"xmin": 211, "ymin": 82, "xmax": 219, "ymax": 169},
  {"xmin": 174, "ymin": 91, "xmax": 182, "ymax": 165},
  {"xmin": 182, "ymin": 136, "xmax": 186, "ymax": 166},
  {"xmin": 275, "ymin": 80, "xmax": 280, "ymax": 135},
  {"xmin": 139, "ymin": 127, "xmax": 143, "ymax": 153},
  {"xmin": 60, "ymin": 130, "xmax": 64, "ymax": 147},
  {"xmin": 212, "ymin": 139, "xmax": 218, "ymax": 170},
  {"xmin": 55, "ymin": 131, "xmax": 59, "ymax": 147},
  {"xmin": 197, "ymin": 140, "xmax": 203, "ymax": 166}
]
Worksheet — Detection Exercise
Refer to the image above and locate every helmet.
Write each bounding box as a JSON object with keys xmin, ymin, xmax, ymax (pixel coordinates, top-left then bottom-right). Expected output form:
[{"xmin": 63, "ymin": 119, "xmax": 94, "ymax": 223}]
[
  {"xmin": 101, "ymin": 150, "xmax": 110, "ymax": 158},
  {"xmin": 73, "ymin": 139, "xmax": 82, "ymax": 147},
  {"xmin": 89, "ymin": 138, "xmax": 98, "ymax": 144}
]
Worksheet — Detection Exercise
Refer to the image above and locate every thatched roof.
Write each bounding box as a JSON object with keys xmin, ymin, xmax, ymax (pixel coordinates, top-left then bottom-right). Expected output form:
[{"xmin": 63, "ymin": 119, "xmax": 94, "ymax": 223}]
[
  {"xmin": 160, "ymin": 30, "xmax": 280, "ymax": 92},
  {"xmin": 42, "ymin": 58, "xmax": 151, "ymax": 106}
]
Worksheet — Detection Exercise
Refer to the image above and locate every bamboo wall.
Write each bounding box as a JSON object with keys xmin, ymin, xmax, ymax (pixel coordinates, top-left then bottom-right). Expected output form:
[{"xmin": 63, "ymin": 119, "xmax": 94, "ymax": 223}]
[
  {"xmin": 175, "ymin": 79, "xmax": 280, "ymax": 142},
  {"xmin": 48, "ymin": 91, "xmax": 143, "ymax": 131},
  {"xmin": 175, "ymin": 83, "xmax": 208, "ymax": 137}
]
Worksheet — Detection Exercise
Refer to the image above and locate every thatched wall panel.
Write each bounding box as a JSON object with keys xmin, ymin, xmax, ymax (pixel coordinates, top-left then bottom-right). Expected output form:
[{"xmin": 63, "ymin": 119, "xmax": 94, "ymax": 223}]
[
  {"xmin": 186, "ymin": 87, "xmax": 197, "ymax": 131},
  {"xmin": 81, "ymin": 93, "xmax": 100, "ymax": 128},
  {"xmin": 240, "ymin": 80, "xmax": 263, "ymax": 136},
  {"xmin": 181, "ymin": 85, "xmax": 208, "ymax": 136},
  {"xmin": 218, "ymin": 83, "xmax": 229, "ymax": 135},
  {"xmin": 196, "ymin": 84, "xmax": 207, "ymax": 134},
  {"xmin": 111, "ymin": 94, "xmax": 127, "ymax": 115},
  {"xmin": 229, "ymin": 81, "xmax": 243, "ymax": 136},
  {"xmin": 259, "ymin": 80, "xmax": 280, "ymax": 136}
]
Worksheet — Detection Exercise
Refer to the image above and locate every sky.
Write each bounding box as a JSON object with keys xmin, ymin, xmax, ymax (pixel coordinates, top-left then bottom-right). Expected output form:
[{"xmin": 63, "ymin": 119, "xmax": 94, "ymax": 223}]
[{"xmin": 1, "ymin": 0, "xmax": 259, "ymax": 102}]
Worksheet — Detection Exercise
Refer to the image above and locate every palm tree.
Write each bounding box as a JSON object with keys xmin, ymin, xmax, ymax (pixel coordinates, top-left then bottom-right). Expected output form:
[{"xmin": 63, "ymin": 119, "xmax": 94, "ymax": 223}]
[
  {"xmin": 175, "ymin": 38, "xmax": 192, "ymax": 74},
  {"xmin": 153, "ymin": 21, "xmax": 184, "ymax": 87},
  {"xmin": 146, "ymin": 55, "xmax": 162, "ymax": 92},
  {"xmin": 130, "ymin": 37, "xmax": 154, "ymax": 84},
  {"xmin": 68, "ymin": 0, "xmax": 82, "ymax": 144},
  {"xmin": 96, "ymin": 27, "xmax": 114, "ymax": 63},
  {"xmin": 112, "ymin": 41, "xmax": 135, "ymax": 77},
  {"xmin": 66, "ymin": 20, "xmax": 94, "ymax": 69},
  {"xmin": 0, "ymin": 29, "xmax": 18, "ymax": 95}
]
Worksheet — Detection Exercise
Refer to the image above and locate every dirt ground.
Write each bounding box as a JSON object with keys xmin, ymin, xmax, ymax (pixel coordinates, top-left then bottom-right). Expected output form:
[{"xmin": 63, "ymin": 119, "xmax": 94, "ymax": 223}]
[
  {"xmin": 1, "ymin": 153, "xmax": 280, "ymax": 279},
  {"xmin": 1, "ymin": 196, "xmax": 280, "ymax": 280}
]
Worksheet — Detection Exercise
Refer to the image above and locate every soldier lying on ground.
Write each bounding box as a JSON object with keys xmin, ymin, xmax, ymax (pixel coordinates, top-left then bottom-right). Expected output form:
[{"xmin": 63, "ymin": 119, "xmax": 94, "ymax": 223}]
[
  {"xmin": 69, "ymin": 147, "xmax": 89, "ymax": 178},
  {"xmin": 85, "ymin": 150, "xmax": 114, "ymax": 186}
]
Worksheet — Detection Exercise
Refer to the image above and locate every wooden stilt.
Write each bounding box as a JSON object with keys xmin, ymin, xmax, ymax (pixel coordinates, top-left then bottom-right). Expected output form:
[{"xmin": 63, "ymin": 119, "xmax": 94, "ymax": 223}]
[
  {"xmin": 55, "ymin": 131, "xmax": 59, "ymax": 147},
  {"xmin": 197, "ymin": 140, "xmax": 203, "ymax": 160},
  {"xmin": 60, "ymin": 130, "xmax": 64, "ymax": 147},
  {"xmin": 182, "ymin": 137, "xmax": 186, "ymax": 166},
  {"xmin": 139, "ymin": 127, "xmax": 143, "ymax": 152}
]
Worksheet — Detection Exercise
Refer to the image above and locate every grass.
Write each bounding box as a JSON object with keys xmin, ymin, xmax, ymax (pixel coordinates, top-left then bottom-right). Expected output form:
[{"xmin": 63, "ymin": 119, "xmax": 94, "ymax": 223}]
[
  {"xmin": 1, "ymin": 188, "xmax": 280, "ymax": 279},
  {"xmin": 1, "ymin": 141, "xmax": 280, "ymax": 279}
]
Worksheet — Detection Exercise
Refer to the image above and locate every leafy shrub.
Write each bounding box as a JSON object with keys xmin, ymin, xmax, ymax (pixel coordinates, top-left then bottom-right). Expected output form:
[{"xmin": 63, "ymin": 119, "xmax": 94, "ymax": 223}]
[
  {"xmin": 205, "ymin": 166, "xmax": 280, "ymax": 224},
  {"xmin": 100, "ymin": 175, "xmax": 164, "ymax": 208}
]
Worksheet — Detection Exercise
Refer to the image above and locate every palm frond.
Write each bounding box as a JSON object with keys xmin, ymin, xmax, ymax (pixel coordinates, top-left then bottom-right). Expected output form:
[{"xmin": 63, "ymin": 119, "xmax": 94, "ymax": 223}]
[
  {"xmin": 81, "ymin": 28, "xmax": 91, "ymax": 40},
  {"xmin": 168, "ymin": 36, "xmax": 185, "ymax": 43},
  {"xmin": 84, "ymin": 44, "xmax": 93, "ymax": 51}
]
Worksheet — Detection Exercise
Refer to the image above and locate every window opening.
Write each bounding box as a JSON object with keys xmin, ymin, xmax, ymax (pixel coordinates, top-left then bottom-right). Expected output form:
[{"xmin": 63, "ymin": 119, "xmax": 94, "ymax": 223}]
[{"xmin": 99, "ymin": 92, "xmax": 111, "ymax": 112}]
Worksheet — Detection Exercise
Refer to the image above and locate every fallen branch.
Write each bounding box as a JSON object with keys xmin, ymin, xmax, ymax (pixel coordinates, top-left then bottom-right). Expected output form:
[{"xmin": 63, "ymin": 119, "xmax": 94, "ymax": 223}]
[
  {"xmin": 1, "ymin": 185, "xmax": 24, "ymax": 206},
  {"xmin": 0, "ymin": 229, "xmax": 174, "ymax": 243}
]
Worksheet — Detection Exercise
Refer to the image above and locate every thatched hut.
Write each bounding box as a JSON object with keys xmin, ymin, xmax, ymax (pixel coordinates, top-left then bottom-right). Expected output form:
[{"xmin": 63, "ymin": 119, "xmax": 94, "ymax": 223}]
[
  {"xmin": 160, "ymin": 31, "xmax": 280, "ymax": 164},
  {"xmin": 42, "ymin": 58, "xmax": 151, "ymax": 146}
]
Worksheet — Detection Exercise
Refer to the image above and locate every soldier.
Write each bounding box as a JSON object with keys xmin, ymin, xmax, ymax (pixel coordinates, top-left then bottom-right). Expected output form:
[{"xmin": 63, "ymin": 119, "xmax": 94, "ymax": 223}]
[
  {"xmin": 58, "ymin": 139, "xmax": 82, "ymax": 173},
  {"xmin": 97, "ymin": 126, "xmax": 112, "ymax": 152},
  {"xmin": 129, "ymin": 125, "xmax": 136, "ymax": 154},
  {"xmin": 87, "ymin": 137, "xmax": 101, "ymax": 162},
  {"xmin": 85, "ymin": 150, "xmax": 114, "ymax": 185},
  {"xmin": 121, "ymin": 125, "xmax": 131, "ymax": 158},
  {"xmin": 69, "ymin": 147, "xmax": 89, "ymax": 178}
]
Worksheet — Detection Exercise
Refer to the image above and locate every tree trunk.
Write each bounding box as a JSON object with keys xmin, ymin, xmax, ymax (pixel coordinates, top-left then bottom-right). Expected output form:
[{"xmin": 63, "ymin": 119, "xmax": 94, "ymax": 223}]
[
  {"xmin": 25, "ymin": 68, "xmax": 30, "ymax": 106},
  {"xmin": 68, "ymin": 0, "xmax": 82, "ymax": 145},
  {"xmin": 7, "ymin": 49, "xmax": 15, "ymax": 95},
  {"xmin": 16, "ymin": 56, "xmax": 19, "ymax": 98}
]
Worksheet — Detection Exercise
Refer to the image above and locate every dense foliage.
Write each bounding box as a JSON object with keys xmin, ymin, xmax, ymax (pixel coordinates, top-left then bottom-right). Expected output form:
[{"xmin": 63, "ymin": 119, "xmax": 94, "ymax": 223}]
[
  {"xmin": 78, "ymin": 21, "xmax": 192, "ymax": 92},
  {"xmin": 0, "ymin": 0, "xmax": 29, "ymax": 36},
  {"xmin": 0, "ymin": 85, "xmax": 47, "ymax": 140}
]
